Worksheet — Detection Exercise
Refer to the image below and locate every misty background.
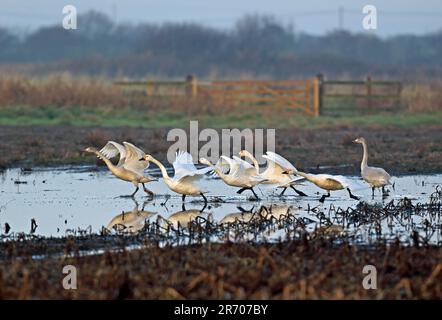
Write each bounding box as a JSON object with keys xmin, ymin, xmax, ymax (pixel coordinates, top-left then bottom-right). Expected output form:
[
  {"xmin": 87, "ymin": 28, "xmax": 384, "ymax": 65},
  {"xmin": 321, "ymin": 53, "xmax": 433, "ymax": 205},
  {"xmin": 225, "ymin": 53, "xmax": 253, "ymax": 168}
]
[{"xmin": 0, "ymin": 0, "xmax": 441, "ymax": 79}]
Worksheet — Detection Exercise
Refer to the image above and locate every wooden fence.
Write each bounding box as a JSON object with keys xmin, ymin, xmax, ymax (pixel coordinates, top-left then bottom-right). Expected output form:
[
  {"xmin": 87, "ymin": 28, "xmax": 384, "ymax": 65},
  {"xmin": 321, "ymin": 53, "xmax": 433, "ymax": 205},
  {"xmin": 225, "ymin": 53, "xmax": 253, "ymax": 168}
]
[{"xmin": 114, "ymin": 75, "xmax": 402, "ymax": 116}]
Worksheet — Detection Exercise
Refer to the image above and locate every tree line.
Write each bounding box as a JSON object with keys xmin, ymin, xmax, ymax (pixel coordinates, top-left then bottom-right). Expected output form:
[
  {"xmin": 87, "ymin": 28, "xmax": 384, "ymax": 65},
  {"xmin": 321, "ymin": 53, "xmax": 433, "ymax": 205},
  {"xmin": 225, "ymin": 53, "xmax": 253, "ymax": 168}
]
[{"xmin": 0, "ymin": 11, "xmax": 441, "ymax": 79}]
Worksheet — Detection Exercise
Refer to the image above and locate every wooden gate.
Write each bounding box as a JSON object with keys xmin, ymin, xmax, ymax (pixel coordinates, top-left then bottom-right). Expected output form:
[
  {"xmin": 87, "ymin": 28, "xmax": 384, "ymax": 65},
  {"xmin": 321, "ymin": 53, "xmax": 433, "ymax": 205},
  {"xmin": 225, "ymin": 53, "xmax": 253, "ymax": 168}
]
[{"xmin": 199, "ymin": 79, "xmax": 320, "ymax": 116}]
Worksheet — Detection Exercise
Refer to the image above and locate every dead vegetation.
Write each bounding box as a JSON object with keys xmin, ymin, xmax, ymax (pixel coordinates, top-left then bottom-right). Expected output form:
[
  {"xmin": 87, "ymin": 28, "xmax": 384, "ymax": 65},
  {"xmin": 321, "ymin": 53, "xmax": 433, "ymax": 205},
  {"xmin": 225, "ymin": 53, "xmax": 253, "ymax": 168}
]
[{"xmin": 0, "ymin": 188, "xmax": 440, "ymax": 299}]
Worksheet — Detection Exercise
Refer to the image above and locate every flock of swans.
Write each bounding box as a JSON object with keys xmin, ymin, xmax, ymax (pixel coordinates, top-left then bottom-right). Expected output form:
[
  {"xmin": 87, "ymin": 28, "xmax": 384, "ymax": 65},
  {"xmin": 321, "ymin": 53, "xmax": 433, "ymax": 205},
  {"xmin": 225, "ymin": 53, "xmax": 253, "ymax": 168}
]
[{"xmin": 84, "ymin": 137, "xmax": 392, "ymax": 204}]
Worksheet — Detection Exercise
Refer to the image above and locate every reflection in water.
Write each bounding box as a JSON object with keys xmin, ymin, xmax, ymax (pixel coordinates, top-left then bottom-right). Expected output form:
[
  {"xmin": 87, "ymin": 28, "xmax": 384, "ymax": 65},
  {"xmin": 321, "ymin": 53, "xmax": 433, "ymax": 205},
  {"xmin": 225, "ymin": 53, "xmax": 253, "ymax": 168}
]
[
  {"xmin": 158, "ymin": 203, "xmax": 212, "ymax": 229},
  {"xmin": 0, "ymin": 167, "xmax": 440, "ymax": 245},
  {"xmin": 107, "ymin": 200, "xmax": 156, "ymax": 234}
]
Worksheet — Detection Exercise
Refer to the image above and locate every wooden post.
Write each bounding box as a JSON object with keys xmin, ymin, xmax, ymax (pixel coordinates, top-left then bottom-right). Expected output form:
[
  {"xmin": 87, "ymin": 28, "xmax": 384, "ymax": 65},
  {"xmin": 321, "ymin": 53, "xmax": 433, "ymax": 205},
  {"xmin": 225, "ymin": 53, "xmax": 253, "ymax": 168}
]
[
  {"xmin": 146, "ymin": 80, "xmax": 154, "ymax": 96},
  {"xmin": 186, "ymin": 74, "xmax": 198, "ymax": 97},
  {"xmin": 313, "ymin": 74, "xmax": 323, "ymax": 116},
  {"xmin": 366, "ymin": 76, "xmax": 372, "ymax": 109}
]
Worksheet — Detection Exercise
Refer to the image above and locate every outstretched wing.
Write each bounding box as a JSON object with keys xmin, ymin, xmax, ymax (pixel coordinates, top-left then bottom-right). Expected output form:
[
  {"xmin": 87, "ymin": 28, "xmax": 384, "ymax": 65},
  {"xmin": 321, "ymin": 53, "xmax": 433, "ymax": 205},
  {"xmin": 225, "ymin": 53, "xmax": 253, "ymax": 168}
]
[
  {"xmin": 99, "ymin": 141, "xmax": 126, "ymax": 166},
  {"xmin": 265, "ymin": 151, "xmax": 296, "ymax": 171},
  {"xmin": 220, "ymin": 156, "xmax": 241, "ymax": 176},
  {"xmin": 232, "ymin": 156, "xmax": 256, "ymax": 176},
  {"xmin": 122, "ymin": 142, "xmax": 149, "ymax": 176},
  {"xmin": 173, "ymin": 151, "xmax": 211, "ymax": 181}
]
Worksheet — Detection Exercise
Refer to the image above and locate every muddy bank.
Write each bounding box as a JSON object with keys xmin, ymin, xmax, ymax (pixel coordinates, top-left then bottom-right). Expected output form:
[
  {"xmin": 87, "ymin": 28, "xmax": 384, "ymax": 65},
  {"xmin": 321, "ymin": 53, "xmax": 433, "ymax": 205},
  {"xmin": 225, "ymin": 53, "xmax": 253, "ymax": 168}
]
[
  {"xmin": 0, "ymin": 239, "xmax": 440, "ymax": 299},
  {"xmin": 0, "ymin": 125, "xmax": 441, "ymax": 175}
]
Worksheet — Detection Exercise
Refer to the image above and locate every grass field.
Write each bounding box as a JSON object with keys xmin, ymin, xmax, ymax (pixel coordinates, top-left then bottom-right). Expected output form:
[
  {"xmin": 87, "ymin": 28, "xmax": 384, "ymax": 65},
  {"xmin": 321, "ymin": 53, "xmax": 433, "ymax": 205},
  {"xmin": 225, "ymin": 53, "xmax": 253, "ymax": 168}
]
[{"xmin": 1, "ymin": 105, "xmax": 441, "ymax": 128}]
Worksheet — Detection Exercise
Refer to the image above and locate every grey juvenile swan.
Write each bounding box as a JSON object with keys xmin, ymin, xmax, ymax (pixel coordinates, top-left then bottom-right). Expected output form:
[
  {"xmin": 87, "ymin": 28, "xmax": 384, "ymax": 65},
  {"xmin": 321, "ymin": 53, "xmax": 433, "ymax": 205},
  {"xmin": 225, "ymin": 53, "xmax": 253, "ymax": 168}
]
[
  {"xmin": 353, "ymin": 137, "xmax": 392, "ymax": 196},
  {"xmin": 84, "ymin": 141, "xmax": 157, "ymax": 197}
]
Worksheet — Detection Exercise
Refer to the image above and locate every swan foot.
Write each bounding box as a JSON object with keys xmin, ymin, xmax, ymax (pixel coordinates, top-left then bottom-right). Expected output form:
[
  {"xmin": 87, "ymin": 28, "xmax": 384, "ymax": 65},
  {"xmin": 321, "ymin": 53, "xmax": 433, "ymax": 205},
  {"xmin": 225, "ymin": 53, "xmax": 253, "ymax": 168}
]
[
  {"xmin": 347, "ymin": 188, "xmax": 360, "ymax": 200},
  {"xmin": 290, "ymin": 186, "xmax": 307, "ymax": 197},
  {"xmin": 319, "ymin": 192, "xmax": 330, "ymax": 203},
  {"xmin": 120, "ymin": 186, "xmax": 139, "ymax": 198}
]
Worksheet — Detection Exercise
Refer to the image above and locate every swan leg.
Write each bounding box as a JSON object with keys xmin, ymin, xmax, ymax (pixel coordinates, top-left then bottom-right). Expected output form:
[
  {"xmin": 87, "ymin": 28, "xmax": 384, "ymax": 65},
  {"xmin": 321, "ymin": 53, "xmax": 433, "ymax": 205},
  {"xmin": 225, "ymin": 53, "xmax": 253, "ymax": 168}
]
[
  {"xmin": 347, "ymin": 188, "xmax": 360, "ymax": 200},
  {"xmin": 200, "ymin": 192, "xmax": 208, "ymax": 205},
  {"xmin": 279, "ymin": 188, "xmax": 287, "ymax": 196},
  {"xmin": 182, "ymin": 203, "xmax": 186, "ymax": 211},
  {"xmin": 199, "ymin": 199, "xmax": 207, "ymax": 213},
  {"xmin": 237, "ymin": 187, "xmax": 247, "ymax": 194},
  {"xmin": 182, "ymin": 194, "xmax": 186, "ymax": 202},
  {"xmin": 129, "ymin": 186, "xmax": 139, "ymax": 198},
  {"xmin": 290, "ymin": 186, "xmax": 307, "ymax": 197},
  {"xmin": 319, "ymin": 191, "xmax": 330, "ymax": 203},
  {"xmin": 249, "ymin": 188, "xmax": 260, "ymax": 200},
  {"xmin": 142, "ymin": 183, "xmax": 154, "ymax": 197},
  {"xmin": 371, "ymin": 187, "xmax": 375, "ymax": 198}
]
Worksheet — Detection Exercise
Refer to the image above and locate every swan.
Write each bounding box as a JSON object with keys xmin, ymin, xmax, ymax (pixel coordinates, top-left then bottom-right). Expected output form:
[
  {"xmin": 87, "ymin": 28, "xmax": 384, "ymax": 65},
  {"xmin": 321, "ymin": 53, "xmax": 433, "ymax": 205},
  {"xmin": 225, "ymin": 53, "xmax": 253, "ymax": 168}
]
[
  {"xmin": 158, "ymin": 207, "xmax": 212, "ymax": 229},
  {"xmin": 140, "ymin": 151, "xmax": 212, "ymax": 204},
  {"xmin": 283, "ymin": 168, "xmax": 359, "ymax": 203},
  {"xmin": 106, "ymin": 200, "xmax": 156, "ymax": 233},
  {"xmin": 238, "ymin": 150, "xmax": 307, "ymax": 197},
  {"xmin": 84, "ymin": 141, "xmax": 157, "ymax": 197},
  {"xmin": 354, "ymin": 137, "xmax": 392, "ymax": 196},
  {"xmin": 199, "ymin": 156, "xmax": 266, "ymax": 200}
]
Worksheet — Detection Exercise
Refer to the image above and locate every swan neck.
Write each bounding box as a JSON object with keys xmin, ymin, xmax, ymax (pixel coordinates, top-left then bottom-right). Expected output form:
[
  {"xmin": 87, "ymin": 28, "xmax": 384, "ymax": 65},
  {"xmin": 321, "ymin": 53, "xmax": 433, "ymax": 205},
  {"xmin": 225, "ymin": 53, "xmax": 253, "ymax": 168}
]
[
  {"xmin": 151, "ymin": 158, "xmax": 170, "ymax": 180},
  {"xmin": 246, "ymin": 154, "xmax": 260, "ymax": 172},
  {"xmin": 361, "ymin": 141, "xmax": 368, "ymax": 169},
  {"xmin": 94, "ymin": 150, "xmax": 116, "ymax": 171},
  {"xmin": 296, "ymin": 171, "xmax": 314, "ymax": 182}
]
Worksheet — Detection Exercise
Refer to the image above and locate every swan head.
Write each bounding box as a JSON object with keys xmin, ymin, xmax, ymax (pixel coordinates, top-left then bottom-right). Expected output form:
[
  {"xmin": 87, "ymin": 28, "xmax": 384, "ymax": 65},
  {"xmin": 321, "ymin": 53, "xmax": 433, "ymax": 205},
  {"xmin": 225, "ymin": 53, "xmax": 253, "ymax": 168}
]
[
  {"xmin": 353, "ymin": 137, "xmax": 366, "ymax": 144},
  {"xmin": 140, "ymin": 154, "xmax": 153, "ymax": 161},
  {"xmin": 282, "ymin": 169, "xmax": 295, "ymax": 175},
  {"xmin": 83, "ymin": 147, "xmax": 97, "ymax": 153},
  {"xmin": 238, "ymin": 150, "xmax": 253, "ymax": 158},
  {"xmin": 199, "ymin": 157, "xmax": 212, "ymax": 166}
]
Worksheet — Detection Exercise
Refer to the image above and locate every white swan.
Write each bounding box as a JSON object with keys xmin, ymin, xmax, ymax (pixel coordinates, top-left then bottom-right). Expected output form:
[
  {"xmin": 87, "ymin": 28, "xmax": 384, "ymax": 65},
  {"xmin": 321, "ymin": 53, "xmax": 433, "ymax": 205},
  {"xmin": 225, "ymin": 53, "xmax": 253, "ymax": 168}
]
[
  {"xmin": 84, "ymin": 141, "xmax": 157, "ymax": 197},
  {"xmin": 283, "ymin": 168, "xmax": 359, "ymax": 203},
  {"xmin": 354, "ymin": 137, "xmax": 392, "ymax": 196},
  {"xmin": 141, "ymin": 151, "xmax": 212, "ymax": 204},
  {"xmin": 199, "ymin": 156, "xmax": 266, "ymax": 200},
  {"xmin": 238, "ymin": 150, "xmax": 307, "ymax": 197}
]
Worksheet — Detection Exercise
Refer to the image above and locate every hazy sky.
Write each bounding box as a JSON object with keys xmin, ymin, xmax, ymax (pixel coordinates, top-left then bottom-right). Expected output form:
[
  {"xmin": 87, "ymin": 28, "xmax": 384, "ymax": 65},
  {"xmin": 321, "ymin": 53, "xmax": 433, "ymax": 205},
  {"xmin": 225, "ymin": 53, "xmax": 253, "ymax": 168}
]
[{"xmin": 1, "ymin": 0, "xmax": 442, "ymax": 36}]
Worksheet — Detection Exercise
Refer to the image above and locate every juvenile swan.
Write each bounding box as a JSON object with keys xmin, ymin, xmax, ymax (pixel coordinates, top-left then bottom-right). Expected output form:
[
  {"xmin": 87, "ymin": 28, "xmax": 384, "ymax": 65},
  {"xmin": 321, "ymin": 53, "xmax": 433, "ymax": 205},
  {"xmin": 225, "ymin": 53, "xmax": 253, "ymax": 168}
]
[
  {"xmin": 141, "ymin": 151, "xmax": 212, "ymax": 204},
  {"xmin": 84, "ymin": 141, "xmax": 157, "ymax": 197},
  {"xmin": 354, "ymin": 137, "xmax": 392, "ymax": 196},
  {"xmin": 283, "ymin": 169, "xmax": 359, "ymax": 203}
]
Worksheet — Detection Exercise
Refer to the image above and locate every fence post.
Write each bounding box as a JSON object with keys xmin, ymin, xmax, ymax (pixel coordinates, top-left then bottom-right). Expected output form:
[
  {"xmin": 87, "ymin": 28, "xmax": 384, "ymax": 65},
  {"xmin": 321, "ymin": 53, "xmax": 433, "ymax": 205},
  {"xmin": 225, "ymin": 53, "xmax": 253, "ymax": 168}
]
[
  {"xmin": 366, "ymin": 76, "xmax": 372, "ymax": 109},
  {"xmin": 313, "ymin": 74, "xmax": 323, "ymax": 116},
  {"xmin": 186, "ymin": 74, "xmax": 198, "ymax": 97}
]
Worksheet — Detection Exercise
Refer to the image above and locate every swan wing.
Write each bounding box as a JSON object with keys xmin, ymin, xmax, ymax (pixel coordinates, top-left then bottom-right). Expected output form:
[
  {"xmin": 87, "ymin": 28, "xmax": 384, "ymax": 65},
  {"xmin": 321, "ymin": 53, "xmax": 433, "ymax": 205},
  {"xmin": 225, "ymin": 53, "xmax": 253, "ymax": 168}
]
[
  {"xmin": 173, "ymin": 151, "xmax": 211, "ymax": 180},
  {"xmin": 319, "ymin": 174, "xmax": 352, "ymax": 189},
  {"xmin": 99, "ymin": 141, "xmax": 126, "ymax": 166},
  {"xmin": 265, "ymin": 151, "xmax": 297, "ymax": 171},
  {"xmin": 232, "ymin": 156, "xmax": 256, "ymax": 175},
  {"xmin": 122, "ymin": 142, "xmax": 149, "ymax": 176},
  {"xmin": 220, "ymin": 156, "xmax": 241, "ymax": 176}
]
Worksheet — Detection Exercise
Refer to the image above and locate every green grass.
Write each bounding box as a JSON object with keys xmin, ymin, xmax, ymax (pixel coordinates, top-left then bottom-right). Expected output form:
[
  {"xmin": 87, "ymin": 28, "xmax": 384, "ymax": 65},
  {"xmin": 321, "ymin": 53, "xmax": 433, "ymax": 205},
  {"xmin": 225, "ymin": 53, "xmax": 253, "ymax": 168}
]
[{"xmin": 0, "ymin": 105, "xmax": 441, "ymax": 129}]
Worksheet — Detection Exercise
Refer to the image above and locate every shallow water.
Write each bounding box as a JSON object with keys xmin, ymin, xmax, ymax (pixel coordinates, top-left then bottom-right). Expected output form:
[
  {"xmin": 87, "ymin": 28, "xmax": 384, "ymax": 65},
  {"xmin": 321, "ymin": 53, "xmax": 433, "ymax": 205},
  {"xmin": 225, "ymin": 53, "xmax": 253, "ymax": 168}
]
[{"xmin": 0, "ymin": 166, "xmax": 440, "ymax": 245}]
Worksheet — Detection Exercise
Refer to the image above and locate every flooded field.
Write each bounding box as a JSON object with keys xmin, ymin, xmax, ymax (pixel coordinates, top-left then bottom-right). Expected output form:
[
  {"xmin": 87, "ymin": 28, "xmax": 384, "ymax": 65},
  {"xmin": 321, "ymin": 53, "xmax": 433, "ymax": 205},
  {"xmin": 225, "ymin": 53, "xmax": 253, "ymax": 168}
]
[{"xmin": 0, "ymin": 166, "xmax": 441, "ymax": 246}]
